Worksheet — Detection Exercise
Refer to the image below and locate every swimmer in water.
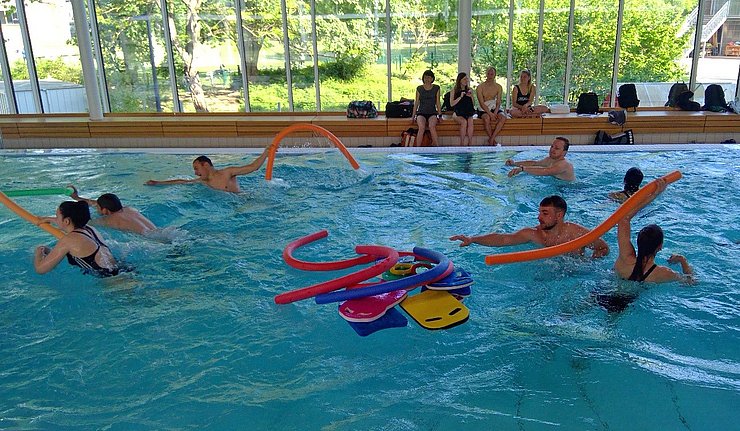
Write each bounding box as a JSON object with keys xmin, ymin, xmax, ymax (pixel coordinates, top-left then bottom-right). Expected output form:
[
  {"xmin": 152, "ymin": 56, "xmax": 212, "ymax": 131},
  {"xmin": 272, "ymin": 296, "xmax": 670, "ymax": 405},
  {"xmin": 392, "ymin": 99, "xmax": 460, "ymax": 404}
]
[
  {"xmin": 450, "ymin": 195, "xmax": 609, "ymax": 258},
  {"xmin": 69, "ymin": 185, "xmax": 156, "ymax": 235},
  {"xmin": 34, "ymin": 201, "xmax": 121, "ymax": 277},
  {"xmin": 145, "ymin": 145, "xmax": 272, "ymax": 193},
  {"xmin": 608, "ymin": 167, "xmax": 643, "ymax": 203},
  {"xmin": 506, "ymin": 137, "xmax": 575, "ymax": 181}
]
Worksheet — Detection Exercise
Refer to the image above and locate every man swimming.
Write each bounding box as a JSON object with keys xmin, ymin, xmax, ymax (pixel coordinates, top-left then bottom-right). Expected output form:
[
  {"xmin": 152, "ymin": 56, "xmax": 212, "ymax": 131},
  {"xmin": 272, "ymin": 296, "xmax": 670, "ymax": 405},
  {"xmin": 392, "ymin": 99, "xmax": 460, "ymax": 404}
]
[
  {"xmin": 505, "ymin": 137, "xmax": 575, "ymax": 181},
  {"xmin": 69, "ymin": 185, "xmax": 156, "ymax": 235},
  {"xmin": 449, "ymin": 195, "xmax": 609, "ymax": 258},
  {"xmin": 145, "ymin": 146, "xmax": 271, "ymax": 193}
]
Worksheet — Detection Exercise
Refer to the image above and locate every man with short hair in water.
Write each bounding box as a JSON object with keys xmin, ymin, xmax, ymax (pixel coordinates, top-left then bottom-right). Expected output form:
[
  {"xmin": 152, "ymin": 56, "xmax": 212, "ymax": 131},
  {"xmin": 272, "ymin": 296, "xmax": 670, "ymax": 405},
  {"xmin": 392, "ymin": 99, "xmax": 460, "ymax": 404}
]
[
  {"xmin": 506, "ymin": 137, "xmax": 575, "ymax": 181},
  {"xmin": 613, "ymin": 178, "xmax": 693, "ymax": 283},
  {"xmin": 146, "ymin": 146, "xmax": 271, "ymax": 193},
  {"xmin": 476, "ymin": 67, "xmax": 507, "ymax": 146},
  {"xmin": 449, "ymin": 195, "xmax": 609, "ymax": 258},
  {"xmin": 69, "ymin": 185, "xmax": 156, "ymax": 235}
]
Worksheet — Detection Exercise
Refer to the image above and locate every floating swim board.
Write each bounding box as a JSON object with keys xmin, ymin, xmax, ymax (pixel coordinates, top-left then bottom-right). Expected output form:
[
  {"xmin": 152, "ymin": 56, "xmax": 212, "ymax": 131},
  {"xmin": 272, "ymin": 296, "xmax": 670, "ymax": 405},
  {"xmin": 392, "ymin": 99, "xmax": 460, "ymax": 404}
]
[
  {"xmin": 399, "ymin": 290, "xmax": 470, "ymax": 330},
  {"xmin": 485, "ymin": 171, "xmax": 682, "ymax": 265},
  {"xmin": 346, "ymin": 307, "xmax": 408, "ymax": 337},
  {"xmin": 426, "ymin": 268, "xmax": 473, "ymax": 291},
  {"xmin": 274, "ymin": 245, "xmax": 399, "ymax": 305},
  {"xmin": 338, "ymin": 290, "xmax": 408, "ymax": 323},
  {"xmin": 0, "ymin": 191, "xmax": 64, "ymax": 239},
  {"xmin": 314, "ymin": 247, "xmax": 453, "ymax": 304},
  {"xmin": 265, "ymin": 123, "xmax": 360, "ymax": 181}
]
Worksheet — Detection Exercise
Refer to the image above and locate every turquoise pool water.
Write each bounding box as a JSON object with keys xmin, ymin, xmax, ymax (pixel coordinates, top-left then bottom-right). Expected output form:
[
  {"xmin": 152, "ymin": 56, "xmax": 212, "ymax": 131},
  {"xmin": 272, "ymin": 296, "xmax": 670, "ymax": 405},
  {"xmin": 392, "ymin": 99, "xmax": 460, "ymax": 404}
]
[{"xmin": 1, "ymin": 147, "xmax": 739, "ymax": 430}]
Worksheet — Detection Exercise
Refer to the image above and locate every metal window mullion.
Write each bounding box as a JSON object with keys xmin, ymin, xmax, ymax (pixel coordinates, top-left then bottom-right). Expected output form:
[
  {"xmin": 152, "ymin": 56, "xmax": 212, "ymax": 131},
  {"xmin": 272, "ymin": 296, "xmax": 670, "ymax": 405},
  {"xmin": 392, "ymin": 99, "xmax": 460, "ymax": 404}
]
[
  {"xmin": 281, "ymin": 0, "xmax": 294, "ymax": 111},
  {"xmin": 563, "ymin": 0, "xmax": 576, "ymax": 103},
  {"xmin": 535, "ymin": 0, "xmax": 544, "ymax": 104},
  {"xmin": 0, "ymin": 22, "xmax": 19, "ymax": 114},
  {"xmin": 15, "ymin": 0, "xmax": 43, "ymax": 113},
  {"xmin": 610, "ymin": 0, "xmax": 625, "ymax": 108},
  {"xmin": 310, "ymin": 0, "xmax": 320, "ymax": 111},
  {"xmin": 234, "ymin": 0, "xmax": 251, "ymax": 112},
  {"xmin": 506, "ymin": 0, "xmax": 514, "ymax": 108},
  {"xmin": 160, "ymin": 0, "xmax": 182, "ymax": 113},
  {"xmin": 70, "ymin": 0, "xmax": 103, "ymax": 119},
  {"xmin": 689, "ymin": 0, "xmax": 706, "ymax": 91},
  {"xmin": 385, "ymin": 0, "xmax": 391, "ymax": 103},
  {"xmin": 87, "ymin": 0, "xmax": 111, "ymax": 113}
]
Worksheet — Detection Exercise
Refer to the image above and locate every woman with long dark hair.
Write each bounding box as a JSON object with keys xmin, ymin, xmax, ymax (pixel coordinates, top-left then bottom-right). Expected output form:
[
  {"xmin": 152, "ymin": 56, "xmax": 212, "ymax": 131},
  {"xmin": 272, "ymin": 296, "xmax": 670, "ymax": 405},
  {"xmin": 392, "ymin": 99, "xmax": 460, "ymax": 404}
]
[
  {"xmin": 609, "ymin": 167, "xmax": 644, "ymax": 203},
  {"xmin": 34, "ymin": 201, "xmax": 121, "ymax": 277},
  {"xmin": 450, "ymin": 72, "xmax": 476, "ymax": 146},
  {"xmin": 613, "ymin": 179, "xmax": 693, "ymax": 283}
]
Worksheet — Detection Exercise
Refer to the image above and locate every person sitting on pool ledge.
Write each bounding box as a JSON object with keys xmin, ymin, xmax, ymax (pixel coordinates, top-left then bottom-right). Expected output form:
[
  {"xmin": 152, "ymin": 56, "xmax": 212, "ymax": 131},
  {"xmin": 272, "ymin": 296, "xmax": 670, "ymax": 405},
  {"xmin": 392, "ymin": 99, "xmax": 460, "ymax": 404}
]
[
  {"xmin": 449, "ymin": 195, "xmax": 609, "ymax": 258},
  {"xmin": 608, "ymin": 167, "xmax": 643, "ymax": 203},
  {"xmin": 145, "ymin": 146, "xmax": 271, "ymax": 193},
  {"xmin": 506, "ymin": 137, "xmax": 575, "ymax": 181},
  {"xmin": 34, "ymin": 201, "xmax": 121, "ymax": 277},
  {"xmin": 68, "ymin": 185, "xmax": 156, "ymax": 235},
  {"xmin": 613, "ymin": 178, "xmax": 693, "ymax": 283}
]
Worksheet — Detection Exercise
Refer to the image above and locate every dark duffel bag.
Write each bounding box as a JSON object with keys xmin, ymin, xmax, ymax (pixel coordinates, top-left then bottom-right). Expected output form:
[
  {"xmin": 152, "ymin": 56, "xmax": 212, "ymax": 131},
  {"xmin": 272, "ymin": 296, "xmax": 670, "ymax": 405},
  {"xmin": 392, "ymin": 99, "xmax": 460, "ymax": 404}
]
[{"xmin": 385, "ymin": 100, "xmax": 414, "ymax": 118}]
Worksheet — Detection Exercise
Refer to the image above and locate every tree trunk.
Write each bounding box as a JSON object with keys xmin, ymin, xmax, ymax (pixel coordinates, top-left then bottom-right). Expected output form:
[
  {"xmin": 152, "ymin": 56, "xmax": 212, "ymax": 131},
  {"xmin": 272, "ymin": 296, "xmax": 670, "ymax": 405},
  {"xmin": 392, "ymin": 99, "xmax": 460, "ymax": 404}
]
[{"xmin": 166, "ymin": 0, "xmax": 209, "ymax": 112}]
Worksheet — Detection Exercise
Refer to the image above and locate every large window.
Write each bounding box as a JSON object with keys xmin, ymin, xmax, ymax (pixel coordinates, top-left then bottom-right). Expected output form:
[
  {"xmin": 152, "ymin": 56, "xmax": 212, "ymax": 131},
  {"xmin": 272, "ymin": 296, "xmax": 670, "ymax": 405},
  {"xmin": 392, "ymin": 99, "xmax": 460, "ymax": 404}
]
[
  {"xmin": 241, "ymin": 0, "xmax": 286, "ymax": 112},
  {"xmin": 538, "ymin": 0, "xmax": 569, "ymax": 104},
  {"xmin": 472, "ymin": 0, "xmax": 510, "ymax": 105},
  {"xmin": 96, "ymin": 0, "xmax": 175, "ymax": 112}
]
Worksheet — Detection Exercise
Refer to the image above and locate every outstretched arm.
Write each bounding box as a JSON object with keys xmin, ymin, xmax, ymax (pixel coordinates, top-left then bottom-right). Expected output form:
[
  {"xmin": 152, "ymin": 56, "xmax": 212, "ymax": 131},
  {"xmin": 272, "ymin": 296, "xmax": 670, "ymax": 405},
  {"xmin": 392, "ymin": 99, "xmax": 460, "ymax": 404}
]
[
  {"xmin": 221, "ymin": 146, "xmax": 272, "ymax": 177},
  {"xmin": 145, "ymin": 178, "xmax": 200, "ymax": 186},
  {"xmin": 615, "ymin": 178, "xmax": 668, "ymax": 264},
  {"xmin": 509, "ymin": 162, "xmax": 566, "ymax": 178},
  {"xmin": 450, "ymin": 228, "xmax": 536, "ymax": 247},
  {"xmin": 34, "ymin": 242, "xmax": 68, "ymax": 274},
  {"xmin": 68, "ymin": 185, "xmax": 98, "ymax": 209}
]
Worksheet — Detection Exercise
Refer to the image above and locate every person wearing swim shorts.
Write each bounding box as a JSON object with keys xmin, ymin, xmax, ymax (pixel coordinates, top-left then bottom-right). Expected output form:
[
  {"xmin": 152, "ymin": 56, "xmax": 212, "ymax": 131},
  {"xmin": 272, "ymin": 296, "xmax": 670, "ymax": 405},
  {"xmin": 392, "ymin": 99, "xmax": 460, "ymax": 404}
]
[
  {"xmin": 145, "ymin": 145, "xmax": 271, "ymax": 193},
  {"xmin": 69, "ymin": 185, "xmax": 156, "ymax": 235},
  {"xmin": 613, "ymin": 178, "xmax": 693, "ymax": 283},
  {"xmin": 476, "ymin": 67, "xmax": 507, "ymax": 145},
  {"xmin": 506, "ymin": 137, "xmax": 575, "ymax": 181},
  {"xmin": 34, "ymin": 201, "xmax": 121, "ymax": 277},
  {"xmin": 608, "ymin": 167, "xmax": 644, "ymax": 203},
  {"xmin": 450, "ymin": 195, "xmax": 609, "ymax": 258},
  {"xmin": 451, "ymin": 72, "xmax": 476, "ymax": 146}
]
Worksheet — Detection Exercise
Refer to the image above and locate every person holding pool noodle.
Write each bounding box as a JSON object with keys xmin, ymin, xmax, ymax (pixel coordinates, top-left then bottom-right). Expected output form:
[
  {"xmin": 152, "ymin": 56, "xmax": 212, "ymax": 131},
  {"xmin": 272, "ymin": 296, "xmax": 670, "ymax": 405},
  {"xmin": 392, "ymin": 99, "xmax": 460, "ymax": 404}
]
[{"xmin": 34, "ymin": 201, "xmax": 122, "ymax": 277}]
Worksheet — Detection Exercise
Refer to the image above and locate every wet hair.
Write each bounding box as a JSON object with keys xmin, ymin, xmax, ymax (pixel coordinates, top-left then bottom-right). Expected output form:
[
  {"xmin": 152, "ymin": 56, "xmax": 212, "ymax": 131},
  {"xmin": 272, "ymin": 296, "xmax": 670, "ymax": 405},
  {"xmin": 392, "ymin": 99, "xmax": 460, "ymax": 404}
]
[
  {"xmin": 97, "ymin": 193, "xmax": 123, "ymax": 213},
  {"xmin": 193, "ymin": 155, "xmax": 213, "ymax": 166},
  {"xmin": 422, "ymin": 70, "xmax": 435, "ymax": 82},
  {"xmin": 59, "ymin": 201, "xmax": 91, "ymax": 228},
  {"xmin": 623, "ymin": 167, "xmax": 644, "ymax": 195},
  {"xmin": 629, "ymin": 224, "xmax": 664, "ymax": 281},
  {"xmin": 539, "ymin": 195, "xmax": 567, "ymax": 214},
  {"xmin": 454, "ymin": 72, "xmax": 468, "ymax": 94},
  {"xmin": 555, "ymin": 136, "xmax": 570, "ymax": 151}
]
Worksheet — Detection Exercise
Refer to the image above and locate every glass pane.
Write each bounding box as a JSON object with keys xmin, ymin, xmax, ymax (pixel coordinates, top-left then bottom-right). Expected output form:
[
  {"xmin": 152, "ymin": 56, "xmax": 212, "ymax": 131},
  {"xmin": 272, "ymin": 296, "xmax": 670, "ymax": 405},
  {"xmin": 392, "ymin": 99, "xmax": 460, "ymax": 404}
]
[
  {"xmin": 168, "ymin": 0, "xmax": 243, "ymax": 112},
  {"xmin": 569, "ymin": 0, "xmax": 618, "ymax": 107},
  {"xmin": 618, "ymin": 0, "xmax": 693, "ymax": 107},
  {"xmin": 390, "ymin": 0, "xmax": 458, "ymax": 103},
  {"xmin": 471, "ymin": 0, "xmax": 510, "ymax": 106},
  {"xmin": 287, "ymin": 0, "xmax": 316, "ymax": 111},
  {"xmin": 22, "ymin": 0, "xmax": 86, "ymax": 113},
  {"xmin": 95, "ymin": 0, "xmax": 175, "ymax": 112},
  {"xmin": 539, "ymin": 0, "xmax": 569, "ymax": 104},
  {"xmin": 241, "ymin": 0, "xmax": 287, "ymax": 112},
  {"xmin": 315, "ymin": 0, "xmax": 387, "ymax": 111}
]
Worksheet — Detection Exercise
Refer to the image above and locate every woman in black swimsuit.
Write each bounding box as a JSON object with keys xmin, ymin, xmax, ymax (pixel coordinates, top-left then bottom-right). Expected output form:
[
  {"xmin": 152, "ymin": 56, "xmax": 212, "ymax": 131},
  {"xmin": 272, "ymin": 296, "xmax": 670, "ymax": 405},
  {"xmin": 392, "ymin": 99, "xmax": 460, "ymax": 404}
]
[
  {"xmin": 613, "ymin": 178, "xmax": 693, "ymax": 284},
  {"xmin": 608, "ymin": 167, "xmax": 644, "ymax": 203},
  {"xmin": 451, "ymin": 72, "xmax": 476, "ymax": 146},
  {"xmin": 34, "ymin": 201, "xmax": 120, "ymax": 277}
]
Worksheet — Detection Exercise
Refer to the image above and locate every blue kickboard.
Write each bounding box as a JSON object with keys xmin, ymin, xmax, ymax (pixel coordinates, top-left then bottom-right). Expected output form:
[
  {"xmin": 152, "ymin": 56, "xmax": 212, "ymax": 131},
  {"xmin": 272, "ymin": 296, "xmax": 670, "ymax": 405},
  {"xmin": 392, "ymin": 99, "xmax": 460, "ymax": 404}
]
[{"xmin": 346, "ymin": 307, "xmax": 408, "ymax": 337}]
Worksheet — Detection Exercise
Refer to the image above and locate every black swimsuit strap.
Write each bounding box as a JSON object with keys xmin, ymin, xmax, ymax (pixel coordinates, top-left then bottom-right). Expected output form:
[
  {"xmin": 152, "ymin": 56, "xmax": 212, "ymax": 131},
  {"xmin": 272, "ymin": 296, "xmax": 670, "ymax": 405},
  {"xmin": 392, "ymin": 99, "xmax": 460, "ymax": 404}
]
[{"xmin": 641, "ymin": 264, "xmax": 658, "ymax": 281}]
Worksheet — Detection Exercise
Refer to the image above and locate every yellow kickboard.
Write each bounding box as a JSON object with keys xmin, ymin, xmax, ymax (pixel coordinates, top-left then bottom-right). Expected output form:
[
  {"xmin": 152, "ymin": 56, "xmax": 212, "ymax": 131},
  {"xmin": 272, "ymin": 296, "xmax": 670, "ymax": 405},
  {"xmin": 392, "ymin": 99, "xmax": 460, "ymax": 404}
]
[{"xmin": 399, "ymin": 290, "xmax": 469, "ymax": 330}]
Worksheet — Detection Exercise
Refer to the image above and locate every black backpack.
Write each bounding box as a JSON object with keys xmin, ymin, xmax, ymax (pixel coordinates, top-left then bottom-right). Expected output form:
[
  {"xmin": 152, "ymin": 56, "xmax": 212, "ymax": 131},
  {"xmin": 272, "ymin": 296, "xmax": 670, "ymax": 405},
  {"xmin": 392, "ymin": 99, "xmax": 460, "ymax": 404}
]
[
  {"xmin": 617, "ymin": 84, "xmax": 639, "ymax": 111},
  {"xmin": 385, "ymin": 100, "xmax": 413, "ymax": 118},
  {"xmin": 702, "ymin": 84, "xmax": 729, "ymax": 112},
  {"xmin": 666, "ymin": 82, "xmax": 689, "ymax": 107},
  {"xmin": 677, "ymin": 91, "xmax": 700, "ymax": 111},
  {"xmin": 441, "ymin": 91, "xmax": 452, "ymax": 112},
  {"xmin": 576, "ymin": 92, "xmax": 599, "ymax": 114}
]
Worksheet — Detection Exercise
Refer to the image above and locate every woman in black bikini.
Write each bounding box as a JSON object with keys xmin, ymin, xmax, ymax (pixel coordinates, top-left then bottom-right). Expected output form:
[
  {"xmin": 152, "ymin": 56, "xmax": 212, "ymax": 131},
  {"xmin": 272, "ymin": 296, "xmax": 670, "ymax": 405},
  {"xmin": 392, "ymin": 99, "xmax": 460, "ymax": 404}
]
[
  {"xmin": 613, "ymin": 178, "xmax": 693, "ymax": 284},
  {"xmin": 451, "ymin": 72, "xmax": 476, "ymax": 146},
  {"xmin": 608, "ymin": 167, "xmax": 644, "ymax": 203},
  {"xmin": 34, "ymin": 201, "xmax": 121, "ymax": 277}
]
